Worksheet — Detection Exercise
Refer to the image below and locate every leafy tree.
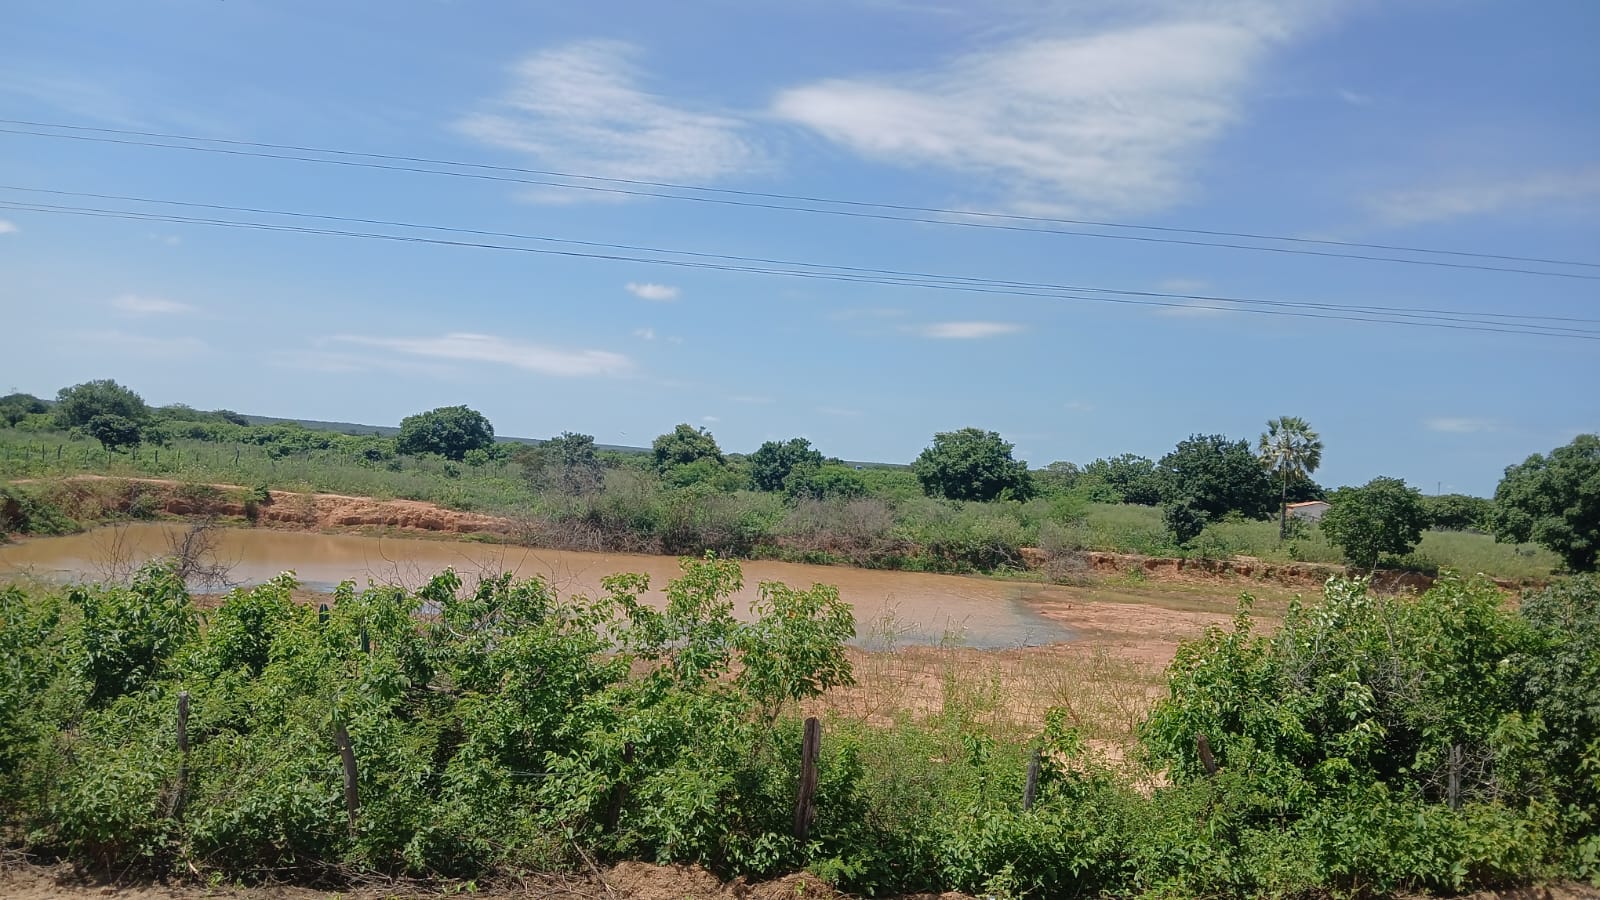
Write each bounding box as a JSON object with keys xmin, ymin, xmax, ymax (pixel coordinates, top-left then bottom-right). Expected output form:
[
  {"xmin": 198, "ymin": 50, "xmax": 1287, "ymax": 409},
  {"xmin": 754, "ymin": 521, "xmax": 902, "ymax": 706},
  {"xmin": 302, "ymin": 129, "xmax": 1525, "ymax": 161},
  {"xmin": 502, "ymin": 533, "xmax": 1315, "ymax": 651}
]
[
  {"xmin": 1034, "ymin": 461, "xmax": 1082, "ymax": 496},
  {"xmin": 53, "ymin": 379, "xmax": 148, "ymax": 428},
  {"xmin": 748, "ymin": 438, "xmax": 824, "ymax": 492},
  {"xmin": 85, "ymin": 414, "xmax": 142, "ymax": 453},
  {"xmin": 521, "ymin": 431, "xmax": 605, "ymax": 495},
  {"xmin": 1258, "ymin": 416, "xmax": 1324, "ymax": 539},
  {"xmin": 1156, "ymin": 434, "xmax": 1276, "ymax": 520},
  {"xmin": 395, "ymin": 405, "xmax": 495, "ymax": 461},
  {"xmin": 1424, "ymin": 493, "xmax": 1493, "ymax": 532},
  {"xmin": 1491, "ymin": 434, "xmax": 1600, "ymax": 572},
  {"xmin": 1163, "ymin": 497, "xmax": 1209, "ymax": 546},
  {"xmin": 785, "ymin": 464, "xmax": 868, "ymax": 501},
  {"xmin": 1321, "ymin": 476, "xmax": 1429, "ymax": 568},
  {"xmin": 0, "ymin": 392, "xmax": 47, "ymax": 427},
  {"xmin": 912, "ymin": 427, "xmax": 1035, "ymax": 502},
  {"xmin": 652, "ymin": 423, "xmax": 724, "ymax": 472},
  {"xmin": 1081, "ymin": 454, "xmax": 1163, "ymax": 505}
]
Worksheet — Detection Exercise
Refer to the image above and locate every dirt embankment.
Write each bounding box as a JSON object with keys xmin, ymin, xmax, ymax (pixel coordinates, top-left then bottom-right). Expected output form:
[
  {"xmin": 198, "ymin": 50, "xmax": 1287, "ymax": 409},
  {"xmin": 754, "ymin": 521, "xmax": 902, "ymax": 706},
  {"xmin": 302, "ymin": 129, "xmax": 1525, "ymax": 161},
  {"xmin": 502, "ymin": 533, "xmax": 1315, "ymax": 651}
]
[
  {"xmin": 1019, "ymin": 546, "xmax": 1528, "ymax": 595},
  {"xmin": 25, "ymin": 475, "xmax": 517, "ymax": 537}
]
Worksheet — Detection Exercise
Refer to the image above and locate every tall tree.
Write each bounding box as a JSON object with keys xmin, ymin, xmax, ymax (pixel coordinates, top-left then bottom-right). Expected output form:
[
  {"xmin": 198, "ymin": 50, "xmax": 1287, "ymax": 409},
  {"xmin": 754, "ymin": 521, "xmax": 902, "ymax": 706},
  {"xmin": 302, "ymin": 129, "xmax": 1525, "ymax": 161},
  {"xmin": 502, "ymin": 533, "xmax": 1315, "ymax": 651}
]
[
  {"xmin": 394, "ymin": 406, "xmax": 495, "ymax": 461},
  {"xmin": 54, "ymin": 379, "xmax": 148, "ymax": 428},
  {"xmin": 913, "ymin": 428, "xmax": 1035, "ymax": 502},
  {"xmin": 1156, "ymin": 434, "xmax": 1276, "ymax": 520},
  {"xmin": 652, "ymin": 424, "xmax": 724, "ymax": 472},
  {"xmin": 1491, "ymin": 434, "xmax": 1600, "ymax": 572},
  {"xmin": 1321, "ymin": 476, "xmax": 1429, "ymax": 568},
  {"xmin": 1259, "ymin": 416, "xmax": 1324, "ymax": 539},
  {"xmin": 749, "ymin": 438, "xmax": 825, "ymax": 492}
]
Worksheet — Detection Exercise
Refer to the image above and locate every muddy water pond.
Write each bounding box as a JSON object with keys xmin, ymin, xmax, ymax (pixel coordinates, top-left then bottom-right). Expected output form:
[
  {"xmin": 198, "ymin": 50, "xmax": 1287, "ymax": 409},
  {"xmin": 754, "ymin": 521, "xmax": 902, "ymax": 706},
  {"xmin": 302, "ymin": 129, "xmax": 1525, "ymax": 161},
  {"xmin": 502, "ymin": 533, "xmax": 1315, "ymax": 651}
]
[{"xmin": 0, "ymin": 524, "xmax": 1070, "ymax": 649}]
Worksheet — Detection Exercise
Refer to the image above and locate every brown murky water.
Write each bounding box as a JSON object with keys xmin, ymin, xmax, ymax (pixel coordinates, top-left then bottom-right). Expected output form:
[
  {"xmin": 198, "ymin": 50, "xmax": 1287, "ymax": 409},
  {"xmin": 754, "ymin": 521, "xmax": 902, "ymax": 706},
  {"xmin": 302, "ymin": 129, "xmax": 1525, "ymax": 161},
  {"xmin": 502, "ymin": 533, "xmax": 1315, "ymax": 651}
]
[{"xmin": 0, "ymin": 523, "xmax": 1070, "ymax": 648}]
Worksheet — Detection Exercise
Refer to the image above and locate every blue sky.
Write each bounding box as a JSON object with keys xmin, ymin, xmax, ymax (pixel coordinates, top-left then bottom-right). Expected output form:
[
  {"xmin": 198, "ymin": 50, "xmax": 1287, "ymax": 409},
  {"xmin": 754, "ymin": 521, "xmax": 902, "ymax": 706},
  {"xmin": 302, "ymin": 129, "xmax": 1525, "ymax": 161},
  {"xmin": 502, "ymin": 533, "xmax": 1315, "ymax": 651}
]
[{"xmin": 1, "ymin": 0, "xmax": 1596, "ymax": 496}]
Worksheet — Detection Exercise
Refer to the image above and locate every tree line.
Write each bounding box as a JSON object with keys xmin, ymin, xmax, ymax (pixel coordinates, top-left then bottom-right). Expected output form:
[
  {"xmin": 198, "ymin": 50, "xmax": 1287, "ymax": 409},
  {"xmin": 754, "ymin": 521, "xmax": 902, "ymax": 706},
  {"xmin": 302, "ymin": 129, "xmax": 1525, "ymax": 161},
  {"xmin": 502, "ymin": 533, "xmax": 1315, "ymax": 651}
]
[{"xmin": 4, "ymin": 380, "xmax": 1596, "ymax": 573}]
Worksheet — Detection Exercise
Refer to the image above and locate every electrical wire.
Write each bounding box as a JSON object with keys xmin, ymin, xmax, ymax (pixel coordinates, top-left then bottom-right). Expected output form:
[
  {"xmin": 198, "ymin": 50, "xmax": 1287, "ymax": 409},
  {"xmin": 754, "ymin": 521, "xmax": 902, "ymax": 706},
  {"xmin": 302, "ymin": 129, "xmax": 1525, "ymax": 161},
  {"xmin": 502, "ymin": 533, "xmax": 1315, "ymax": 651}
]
[
  {"xmin": 3, "ymin": 120, "xmax": 1596, "ymax": 281},
  {"xmin": 3, "ymin": 196, "xmax": 1594, "ymax": 341}
]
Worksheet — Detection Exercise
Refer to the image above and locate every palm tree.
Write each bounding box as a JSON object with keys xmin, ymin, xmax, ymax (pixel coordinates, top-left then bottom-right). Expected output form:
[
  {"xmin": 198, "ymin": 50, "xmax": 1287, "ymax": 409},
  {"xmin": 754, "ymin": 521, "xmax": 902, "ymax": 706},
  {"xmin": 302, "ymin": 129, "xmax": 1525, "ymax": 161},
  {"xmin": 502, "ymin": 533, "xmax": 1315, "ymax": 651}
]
[{"xmin": 1259, "ymin": 416, "xmax": 1324, "ymax": 540}]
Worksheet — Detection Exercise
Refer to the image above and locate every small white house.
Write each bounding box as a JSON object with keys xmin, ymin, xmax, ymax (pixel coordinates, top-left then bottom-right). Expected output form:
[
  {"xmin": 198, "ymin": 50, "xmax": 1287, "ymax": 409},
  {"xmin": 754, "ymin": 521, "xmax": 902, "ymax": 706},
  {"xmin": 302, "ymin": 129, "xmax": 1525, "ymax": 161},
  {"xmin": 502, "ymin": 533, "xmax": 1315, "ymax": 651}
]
[{"xmin": 1287, "ymin": 500, "xmax": 1330, "ymax": 522}]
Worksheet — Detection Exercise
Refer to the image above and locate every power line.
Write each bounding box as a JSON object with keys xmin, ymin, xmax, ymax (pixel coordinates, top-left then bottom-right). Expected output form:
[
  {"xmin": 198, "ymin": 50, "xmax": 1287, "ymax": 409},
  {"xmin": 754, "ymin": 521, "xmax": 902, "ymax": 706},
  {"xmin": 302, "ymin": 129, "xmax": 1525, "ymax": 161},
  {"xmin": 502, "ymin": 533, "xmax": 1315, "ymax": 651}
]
[
  {"xmin": 6, "ymin": 184, "xmax": 1597, "ymax": 332},
  {"xmin": 4, "ymin": 120, "xmax": 1597, "ymax": 282},
  {"xmin": 3, "ymin": 197, "xmax": 1594, "ymax": 341}
]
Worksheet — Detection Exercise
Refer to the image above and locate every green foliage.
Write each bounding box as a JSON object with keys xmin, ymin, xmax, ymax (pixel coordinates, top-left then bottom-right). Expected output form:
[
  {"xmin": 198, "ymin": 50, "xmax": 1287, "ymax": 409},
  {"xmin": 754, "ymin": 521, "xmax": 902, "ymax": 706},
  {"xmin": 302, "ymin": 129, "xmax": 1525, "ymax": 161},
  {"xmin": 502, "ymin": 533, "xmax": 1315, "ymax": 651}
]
[
  {"xmin": 86, "ymin": 413, "xmax": 143, "ymax": 452},
  {"xmin": 652, "ymin": 423, "xmax": 724, "ymax": 472},
  {"xmin": 70, "ymin": 562, "xmax": 197, "ymax": 705},
  {"xmin": 1162, "ymin": 497, "xmax": 1209, "ymax": 547},
  {"xmin": 784, "ymin": 464, "xmax": 867, "ymax": 501},
  {"xmin": 1157, "ymin": 433, "xmax": 1277, "ymax": 520},
  {"xmin": 0, "ymin": 392, "xmax": 48, "ymax": 426},
  {"xmin": 1492, "ymin": 433, "xmax": 1600, "ymax": 572},
  {"xmin": 54, "ymin": 379, "xmax": 149, "ymax": 429},
  {"xmin": 749, "ymin": 438, "xmax": 824, "ymax": 493},
  {"xmin": 1079, "ymin": 454, "xmax": 1163, "ymax": 505},
  {"xmin": 519, "ymin": 431, "xmax": 605, "ymax": 495},
  {"xmin": 912, "ymin": 428, "xmax": 1035, "ymax": 503},
  {"xmin": 395, "ymin": 405, "xmax": 495, "ymax": 461},
  {"xmin": 1427, "ymin": 492, "xmax": 1494, "ymax": 532},
  {"xmin": 1322, "ymin": 476, "xmax": 1430, "ymax": 568}
]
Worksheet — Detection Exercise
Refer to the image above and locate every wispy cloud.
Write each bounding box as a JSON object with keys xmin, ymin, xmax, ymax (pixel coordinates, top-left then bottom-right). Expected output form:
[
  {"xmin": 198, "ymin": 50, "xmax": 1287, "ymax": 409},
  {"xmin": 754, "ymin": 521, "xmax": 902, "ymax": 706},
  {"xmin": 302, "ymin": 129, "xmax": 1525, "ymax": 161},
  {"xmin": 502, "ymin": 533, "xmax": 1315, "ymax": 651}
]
[
  {"xmin": 1337, "ymin": 88, "xmax": 1373, "ymax": 106},
  {"xmin": 701, "ymin": 415, "xmax": 720, "ymax": 424},
  {"xmin": 626, "ymin": 282, "xmax": 680, "ymax": 302},
  {"xmin": 773, "ymin": 5, "xmax": 1333, "ymax": 214},
  {"xmin": 632, "ymin": 327, "xmax": 657, "ymax": 341},
  {"xmin": 829, "ymin": 307, "xmax": 907, "ymax": 321},
  {"xmin": 0, "ymin": 219, "xmax": 17, "ymax": 235},
  {"xmin": 457, "ymin": 41, "xmax": 766, "ymax": 196},
  {"xmin": 1368, "ymin": 166, "xmax": 1600, "ymax": 226},
  {"xmin": 818, "ymin": 406, "xmax": 863, "ymax": 418},
  {"xmin": 1425, "ymin": 417, "xmax": 1501, "ymax": 434},
  {"xmin": 111, "ymin": 294, "xmax": 193, "ymax": 316},
  {"xmin": 1065, "ymin": 400, "xmax": 1095, "ymax": 412},
  {"xmin": 730, "ymin": 394, "xmax": 774, "ymax": 404},
  {"xmin": 1158, "ymin": 277, "xmax": 1210, "ymax": 294},
  {"xmin": 331, "ymin": 332, "xmax": 632, "ymax": 377},
  {"xmin": 909, "ymin": 321, "xmax": 1022, "ymax": 339}
]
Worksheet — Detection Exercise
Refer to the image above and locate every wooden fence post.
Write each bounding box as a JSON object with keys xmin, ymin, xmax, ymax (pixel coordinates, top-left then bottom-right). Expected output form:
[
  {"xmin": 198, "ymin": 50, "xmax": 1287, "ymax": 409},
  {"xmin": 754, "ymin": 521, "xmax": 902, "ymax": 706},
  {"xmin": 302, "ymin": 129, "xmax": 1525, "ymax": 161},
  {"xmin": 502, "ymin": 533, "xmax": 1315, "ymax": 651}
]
[
  {"xmin": 173, "ymin": 691, "xmax": 191, "ymax": 819},
  {"xmin": 1023, "ymin": 748, "xmax": 1042, "ymax": 811},
  {"xmin": 335, "ymin": 719, "xmax": 360, "ymax": 830},
  {"xmin": 1196, "ymin": 733, "xmax": 1219, "ymax": 776},
  {"xmin": 793, "ymin": 717, "xmax": 821, "ymax": 843}
]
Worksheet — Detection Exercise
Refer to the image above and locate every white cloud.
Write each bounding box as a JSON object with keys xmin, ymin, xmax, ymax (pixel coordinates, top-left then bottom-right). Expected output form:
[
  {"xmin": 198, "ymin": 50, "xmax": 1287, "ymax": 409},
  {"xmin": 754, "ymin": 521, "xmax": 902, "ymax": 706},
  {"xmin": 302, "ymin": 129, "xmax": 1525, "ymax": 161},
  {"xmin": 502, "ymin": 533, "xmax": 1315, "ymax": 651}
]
[
  {"xmin": 1369, "ymin": 166, "xmax": 1600, "ymax": 226},
  {"xmin": 772, "ymin": 6, "xmax": 1329, "ymax": 215},
  {"xmin": 626, "ymin": 282, "xmax": 680, "ymax": 302},
  {"xmin": 1337, "ymin": 88, "xmax": 1373, "ymax": 106},
  {"xmin": 111, "ymin": 295, "xmax": 193, "ymax": 316},
  {"xmin": 909, "ymin": 321, "xmax": 1023, "ymax": 339},
  {"xmin": 1425, "ymin": 417, "xmax": 1500, "ymax": 434},
  {"xmin": 331, "ymin": 332, "xmax": 632, "ymax": 377},
  {"xmin": 818, "ymin": 406, "xmax": 863, "ymax": 418},
  {"xmin": 457, "ymin": 41, "xmax": 766, "ymax": 196},
  {"xmin": 632, "ymin": 327, "xmax": 657, "ymax": 341},
  {"xmin": 1065, "ymin": 401, "xmax": 1095, "ymax": 412},
  {"xmin": 730, "ymin": 394, "xmax": 774, "ymax": 404},
  {"xmin": 701, "ymin": 415, "xmax": 720, "ymax": 423},
  {"xmin": 0, "ymin": 219, "xmax": 17, "ymax": 235}
]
